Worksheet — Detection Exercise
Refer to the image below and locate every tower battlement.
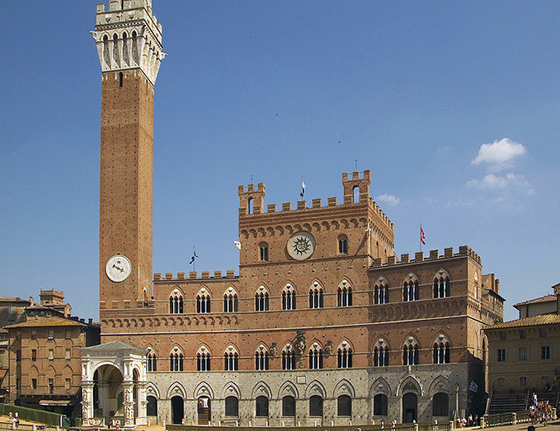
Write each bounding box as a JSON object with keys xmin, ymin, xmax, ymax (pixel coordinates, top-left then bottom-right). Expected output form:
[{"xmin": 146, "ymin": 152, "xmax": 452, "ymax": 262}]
[
  {"xmin": 371, "ymin": 245, "xmax": 482, "ymax": 268},
  {"xmin": 238, "ymin": 170, "xmax": 393, "ymax": 230},
  {"xmin": 154, "ymin": 270, "xmax": 237, "ymax": 281},
  {"xmin": 94, "ymin": 1, "xmax": 164, "ymax": 84}
]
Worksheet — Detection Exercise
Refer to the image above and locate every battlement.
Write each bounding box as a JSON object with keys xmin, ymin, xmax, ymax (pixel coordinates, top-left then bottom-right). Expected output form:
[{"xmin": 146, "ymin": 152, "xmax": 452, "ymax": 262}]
[
  {"xmin": 153, "ymin": 270, "xmax": 237, "ymax": 282},
  {"xmin": 371, "ymin": 245, "xmax": 481, "ymax": 268},
  {"xmin": 97, "ymin": 0, "xmax": 153, "ymax": 13},
  {"xmin": 237, "ymin": 170, "xmax": 393, "ymax": 228}
]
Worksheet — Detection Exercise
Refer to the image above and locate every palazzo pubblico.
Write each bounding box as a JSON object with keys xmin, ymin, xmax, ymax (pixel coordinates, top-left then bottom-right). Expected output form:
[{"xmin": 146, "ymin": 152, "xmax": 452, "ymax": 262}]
[{"xmin": 81, "ymin": 0, "xmax": 504, "ymax": 427}]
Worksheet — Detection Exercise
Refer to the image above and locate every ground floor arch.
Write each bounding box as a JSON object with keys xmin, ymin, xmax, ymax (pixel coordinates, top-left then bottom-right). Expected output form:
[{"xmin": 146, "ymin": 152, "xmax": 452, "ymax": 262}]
[
  {"xmin": 402, "ymin": 393, "xmax": 418, "ymax": 423},
  {"xmin": 171, "ymin": 396, "xmax": 184, "ymax": 424},
  {"xmin": 82, "ymin": 341, "xmax": 148, "ymax": 427}
]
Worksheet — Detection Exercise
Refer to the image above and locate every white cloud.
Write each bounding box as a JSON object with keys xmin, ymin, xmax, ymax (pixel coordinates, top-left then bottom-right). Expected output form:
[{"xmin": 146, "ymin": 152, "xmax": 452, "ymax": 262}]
[
  {"xmin": 377, "ymin": 193, "xmax": 400, "ymax": 206},
  {"xmin": 466, "ymin": 172, "xmax": 529, "ymax": 190},
  {"xmin": 472, "ymin": 138, "xmax": 526, "ymax": 171}
]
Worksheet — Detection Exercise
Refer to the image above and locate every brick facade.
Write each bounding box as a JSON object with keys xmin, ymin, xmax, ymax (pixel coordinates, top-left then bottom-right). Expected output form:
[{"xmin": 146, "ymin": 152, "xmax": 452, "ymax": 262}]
[{"xmin": 91, "ymin": 0, "xmax": 504, "ymax": 426}]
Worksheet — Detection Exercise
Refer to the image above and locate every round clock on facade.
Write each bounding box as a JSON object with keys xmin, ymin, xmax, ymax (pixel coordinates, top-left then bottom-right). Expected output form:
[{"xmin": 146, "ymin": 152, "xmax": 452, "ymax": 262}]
[
  {"xmin": 106, "ymin": 254, "xmax": 132, "ymax": 282},
  {"xmin": 287, "ymin": 231, "xmax": 316, "ymax": 260}
]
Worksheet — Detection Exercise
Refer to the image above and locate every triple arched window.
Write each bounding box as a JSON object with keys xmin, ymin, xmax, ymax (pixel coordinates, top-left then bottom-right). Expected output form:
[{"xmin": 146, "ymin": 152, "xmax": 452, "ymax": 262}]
[
  {"xmin": 223, "ymin": 287, "xmax": 238, "ymax": 312},
  {"xmin": 255, "ymin": 346, "xmax": 269, "ymax": 370},
  {"xmin": 224, "ymin": 346, "xmax": 238, "ymax": 371},
  {"xmin": 169, "ymin": 291, "xmax": 183, "ymax": 314},
  {"xmin": 170, "ymin": 348, "xmax": 183, "ymax": 371},
  {"xmin": 337, "ymin": 280, "xmax": 352, "ymax": 307},
  {"xmin": 147, "ymin": 349, "xmax": 157, "ymax": 371},
  {"xmin": 434, "ymin": 273, "xmax": 451, "ymax": 298},
  {"xmin": 197, "ymin": 347, "xmax": 211, "ymax": 371},
  {"xmin": 282, "ymin": 284, "xmax": 296, "ymax": 310},
  {"xmin": 433, "ymin": 335, "xmax": 451, "ymax": 364},
  {"xmin": 403, "ymin": 338, "xmax": 419, "ymax": 365},
  {"xmin": 373, "ymin": 340, "xmax": 389, "ymax": 367},
  {"xmin": 196, "ymin": 289, "xmax": 211, "ymax": 313},
  {"xmin": 309, "ymin": 344, "xmax": 324, "ymax": 369},
  {"xmin": 255, "ymin": 286, "xmax": 269, "ymax": 311},
  {"xmin": 282, "ymin": 344, "xmax": 296, "ymax": 370},
  {"xmin": 403, "ymin": 278, "xmax": 419, "ymax": 301},
  {"xmin": 337, "ymin": 343, "xmax": 353, "ymax": 368},
  {"xmin": 374, "ymin": 282, "xmax": 389, "ymax": 304},
  {"xmin": 309, "ymin": 282, "xmax": 324, "ymax": 309}
]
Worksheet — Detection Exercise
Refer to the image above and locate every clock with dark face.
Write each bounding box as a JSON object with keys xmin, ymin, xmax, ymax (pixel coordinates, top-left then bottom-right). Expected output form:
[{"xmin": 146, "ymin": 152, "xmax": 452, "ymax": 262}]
[
  {"xmin": 287, "ymin": 231, "xmax": 316, "ymax": 260},
  {"xmin": 106, "ymin": 254, "xmax": 132, "ymax": 282}
]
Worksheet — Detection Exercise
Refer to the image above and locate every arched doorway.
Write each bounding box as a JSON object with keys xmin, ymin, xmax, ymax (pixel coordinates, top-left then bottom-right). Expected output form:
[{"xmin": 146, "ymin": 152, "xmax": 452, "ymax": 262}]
[
  {"xmin": 197, "ymin": 396, "xmax": 211, "ymax": 425},
  {"xmin": 146, "ymin": 396, "xmax": 157, "ymax": 417},
  {"xmin": 93, "ymin": 364, "xmax": 124, "ymax": 422},
  {"xmin": 171, "ymin": 396, "xmax": 184, "ymax": 424},
  {"xmin": 402, "ymin": 393, "xmax": 417, "ymax": 423}
]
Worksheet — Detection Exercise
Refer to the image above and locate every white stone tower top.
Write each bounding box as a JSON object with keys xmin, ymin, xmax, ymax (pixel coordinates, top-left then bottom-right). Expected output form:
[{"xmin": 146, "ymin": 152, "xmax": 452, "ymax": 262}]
[{"xmin": 93, "ymin": 0, "xmax": 165, "ymax": 85}]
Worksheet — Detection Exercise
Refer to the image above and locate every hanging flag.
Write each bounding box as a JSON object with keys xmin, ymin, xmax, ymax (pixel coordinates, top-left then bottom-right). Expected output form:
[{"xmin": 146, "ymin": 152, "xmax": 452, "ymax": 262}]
[
  {"xmin": 420, "ymin": 226, "xmax": 426, "ymax": 245},
  {"xmin": 300, "ymin": 178, "xmax": 306, "ymax": 198},
  {"xmin": 189, "ymin": 248, "xmax": 198, "ymax": 264}
]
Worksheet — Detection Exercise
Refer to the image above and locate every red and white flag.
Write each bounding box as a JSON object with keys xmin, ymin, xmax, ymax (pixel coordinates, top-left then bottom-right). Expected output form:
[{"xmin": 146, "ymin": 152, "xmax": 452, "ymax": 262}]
[{"xmin": 420, "ymin": 226, "xmax": 426, "ymax": 245}]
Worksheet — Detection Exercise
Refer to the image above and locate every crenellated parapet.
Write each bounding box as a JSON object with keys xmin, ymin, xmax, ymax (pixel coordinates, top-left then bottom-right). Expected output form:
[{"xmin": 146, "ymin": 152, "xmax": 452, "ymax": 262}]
[
  {"xmin": 371, "ymin": 246, "xmax": 482, "ymax": 268},
  {"xmin": 238, "ymin": 170, "xmax": 393, "ymax": 229},
  {"xmin": 93, "ymin": 0, "xmax": 165, "ymax": 84},
  {"xmin": 153, "ymin": 270, "xmax": 237, "ymax": 282}
]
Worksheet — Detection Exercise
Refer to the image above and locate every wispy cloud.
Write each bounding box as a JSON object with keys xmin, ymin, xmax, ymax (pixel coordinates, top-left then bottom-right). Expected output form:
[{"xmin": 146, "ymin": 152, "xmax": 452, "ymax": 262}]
[
  {"xmin": 466, "ymin": 173, "xmax": 529, "ymax": 189},
  {"xmin": 377, "ymin": 193, "xmax": 400, "ymax": 206},
  {"xmin": 472, "ymin": 138, "xmax": 526, "ymax": 172}
]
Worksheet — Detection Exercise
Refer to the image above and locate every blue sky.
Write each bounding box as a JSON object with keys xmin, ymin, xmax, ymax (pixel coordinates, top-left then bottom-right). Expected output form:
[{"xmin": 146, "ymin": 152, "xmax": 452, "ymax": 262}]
[{"xmin": 1, "ymin": 1, "xmax": 559, "ymax": 322}]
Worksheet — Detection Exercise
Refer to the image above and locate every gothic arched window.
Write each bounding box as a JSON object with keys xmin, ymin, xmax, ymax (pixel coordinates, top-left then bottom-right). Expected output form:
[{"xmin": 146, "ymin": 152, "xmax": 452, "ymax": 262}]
[{"xmin": 309, "ymin": 282, "xmax": 324, "ymax": 309}]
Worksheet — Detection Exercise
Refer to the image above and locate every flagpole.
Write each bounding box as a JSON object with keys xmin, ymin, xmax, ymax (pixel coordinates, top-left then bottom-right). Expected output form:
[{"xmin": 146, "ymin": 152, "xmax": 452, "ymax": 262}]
[{"xmin": 420, "ymin": 224, "xmax": 422, "ymax": 252}]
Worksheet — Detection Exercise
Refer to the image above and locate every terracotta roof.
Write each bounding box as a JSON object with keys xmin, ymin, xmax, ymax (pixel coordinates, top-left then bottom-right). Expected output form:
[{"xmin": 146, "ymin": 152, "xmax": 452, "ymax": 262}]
[
  {"xmin": 514, "ymin": 294, "xmax": 556, "ymax": 308},
  {"xmin": 487, "ymin": 313, "xmax": 560, "ymax": 330},
  {"xmin": 6, "ymin": 316, "xmax": 85, "ymax": 329},
  {"xmin": 0, "ymin": 297, "xmax": 30, "ymax": 303}
]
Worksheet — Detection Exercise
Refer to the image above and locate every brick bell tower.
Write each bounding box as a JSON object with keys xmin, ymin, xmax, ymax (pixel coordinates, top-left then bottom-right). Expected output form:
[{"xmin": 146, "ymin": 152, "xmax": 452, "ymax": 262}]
[{"xmin": 93, "ymin": 0, "xmax": 164, "ymax": 320}]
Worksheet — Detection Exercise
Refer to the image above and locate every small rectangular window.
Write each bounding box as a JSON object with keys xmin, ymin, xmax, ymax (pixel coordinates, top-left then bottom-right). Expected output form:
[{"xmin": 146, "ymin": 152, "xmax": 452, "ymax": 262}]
[
  {"xmin": 519, "ymin": 377, "xmax": 527, "ymax": 386},
  {"xmin": 518, "ymin": 347, "xmax": 527, "ymax": 361},
  {"xmin": 65, "ymin": 329, "xmax": 71, "ymax": 339},
  {"xmin": 541, "ymin": 346, "xmax": 550, "ymax": 360},
  {"xmin": 65, "ymin": 378, "xmax": 71, "ymax": 390},
  {"xmin": 65, "ymin": 349, "xmax": 71, "ymax": 360},
  {"xmin": 48, "ymin": 378, "xmax": 54, "ymax": 394},
  {"xmin": 497, "ymin": 349, "xmax": 506, "ymax": 362},
  {"xmin": 48, "ymin": 349, "xmax": 54, "ymax": 361},
  {"xmin": 260, "ymin": 245, "xmax": 268, "ymax": 261},
  {"xmin": 31, "ymin": 330, "xmax": 36, "ymax": 340},
  {"xmin": 519, "ymin": 330, "xmax": 526, "ymax": 339},
  {"xmin": 31, "ymin": 378, "xmax": 37, "ymax": 390},
  {"xmin": 499, "ymin": 332, "xmax": 506, "ymax": 341},
  {"xmin": 539, "ymin": 328, "xmax": 547, "ymax": 338},
  {"xmin": 32, "ymin": 349, "xmax": 37, "ymax": 362},
  {"xmin": 48, "ymin": 330, "xmax": 54, "ymax": 340}
]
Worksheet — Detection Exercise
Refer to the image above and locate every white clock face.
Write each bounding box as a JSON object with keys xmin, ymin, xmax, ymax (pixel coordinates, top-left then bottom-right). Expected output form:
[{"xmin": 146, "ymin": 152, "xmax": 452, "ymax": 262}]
[
  {"xmin": 106, "ymin": 254, "xmax": 132, "ymax": 282},
  {"xmin": 287, "ymin": 231, "xmax": 316, "ymax": 260}
]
